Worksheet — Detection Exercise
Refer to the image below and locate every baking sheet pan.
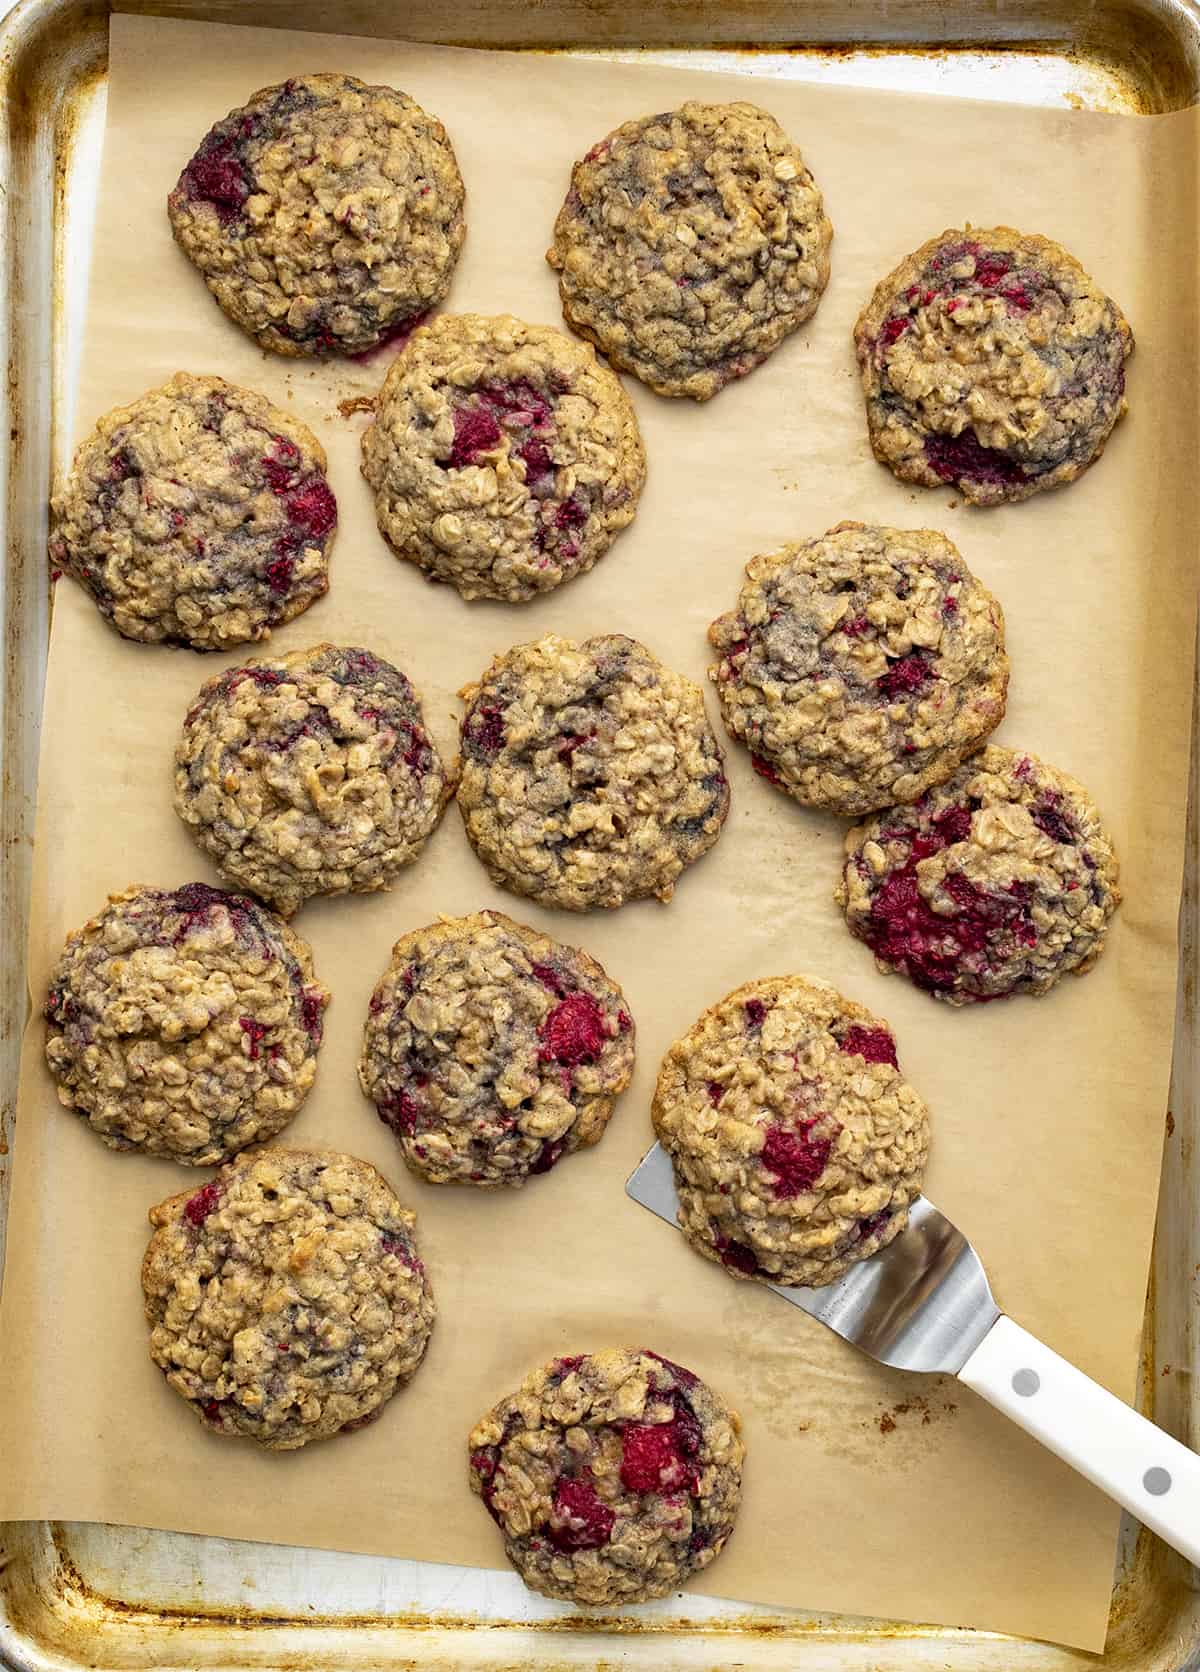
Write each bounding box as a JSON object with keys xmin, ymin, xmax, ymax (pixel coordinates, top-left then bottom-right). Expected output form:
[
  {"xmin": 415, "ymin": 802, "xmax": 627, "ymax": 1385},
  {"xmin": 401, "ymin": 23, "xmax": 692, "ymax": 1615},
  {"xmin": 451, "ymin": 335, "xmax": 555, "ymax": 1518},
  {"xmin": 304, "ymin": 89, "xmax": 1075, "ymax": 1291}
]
[{"xmin": 0, "ymin": 3, "xmax": 1196, "ymax": 1672}]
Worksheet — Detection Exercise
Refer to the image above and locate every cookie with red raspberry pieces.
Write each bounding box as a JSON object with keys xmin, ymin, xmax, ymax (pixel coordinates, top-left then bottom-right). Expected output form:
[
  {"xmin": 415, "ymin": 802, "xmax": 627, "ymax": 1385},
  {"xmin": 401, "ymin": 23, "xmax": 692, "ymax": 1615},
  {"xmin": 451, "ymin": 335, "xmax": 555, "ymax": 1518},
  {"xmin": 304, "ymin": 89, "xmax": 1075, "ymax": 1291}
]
[
  {"xmin": 855, "ymin": 226, "xmax": 1132, "ymax": 504},
  {"xmin": 168, "ymin": 74, "xmax": 464, "ymax": 357},
  {"xmin": 836, "ymin": 744, "xmax": 1121, "ymax": 1003},
  {"xmin": 457, "ymin": 634, "xmax": 729, "ymax": 912},
  {"xmin": 174, "ymin": 643, "xmax": 451, "ymax": 916},
  {"xmin": 549, "ymin": 102, "xmax": 832, "ymax": 400},
  {"xmin": 652, "ymin": 976, "xmax": 929, "ymax": 1288},
  {"xmin": 49, "ymin": 373, "xmax": 334, "ymax": 650},
  {"xmin": 468, "ymin": 1347, "xmax": 744, "ymax": 1603},
  {"xmin": 708, "ymin": 522, "xmax": 1008, "ymax": 816},
  {"xmin": 143, "ymin": 1147, "xmax": 434, "ymax": 1448},
  {"xmin": 360, "ymin": 910, "xmax": 635, "ymax": 1185},
  {"xmin": 361, "ymin": 314, "xmax": 645, "ymax": 602},
  {"xmin": 44, "ymin": 882, "xmax": 328, "ymax": 1164}
]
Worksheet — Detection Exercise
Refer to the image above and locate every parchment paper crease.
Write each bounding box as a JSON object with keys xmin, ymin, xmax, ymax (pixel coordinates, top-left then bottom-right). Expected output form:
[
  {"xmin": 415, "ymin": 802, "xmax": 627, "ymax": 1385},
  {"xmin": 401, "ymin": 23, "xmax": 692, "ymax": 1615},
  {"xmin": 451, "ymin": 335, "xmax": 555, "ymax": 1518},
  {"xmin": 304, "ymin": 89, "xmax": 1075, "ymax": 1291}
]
[{"xmin": 1, "ymin": 14, "xmax": 1197, "ymax": 1651}]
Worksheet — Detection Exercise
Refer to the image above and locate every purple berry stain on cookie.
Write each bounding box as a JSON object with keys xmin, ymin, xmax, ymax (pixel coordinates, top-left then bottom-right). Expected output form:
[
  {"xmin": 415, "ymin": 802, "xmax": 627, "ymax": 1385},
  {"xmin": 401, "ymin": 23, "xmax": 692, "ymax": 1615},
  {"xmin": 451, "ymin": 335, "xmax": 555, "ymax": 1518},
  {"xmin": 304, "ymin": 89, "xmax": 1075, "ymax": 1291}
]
[
  {"xmin": 706, "ymin": 1081, "xmax": 724, "ymax": 1106},
  {"xmin": 554, "ymin": 495, "xmax": 588, "ymax": 531},
  {"xmin": 861, "ymin": 802, "xmax": 1037, "ymax": 995},
  {"xmin": 924, "ymin": 430, "xmax": 1026, "ymax": 488},
  {"xmin": 380, "ymin": 1090, "xmax": 420, "ymax": 1136},
  {"xmin": 529, "ymin": 1137, "xmax": 567, "ymax": 1175},
  {"xmin": 466, "ymin": 704, "xmax": 506, "ymax": 759},
  {"xmin": 300, "ymin": 988, "xmax": 325, "ymax": 1043},
  {"xmin": 644, "ymin": 1350, "xmax": 699, "ymax": 1389},
  {"xmin": 538, "ymin": 993, "xmax": 606, "ymax": 1067},
  {"xmin": 549, "ymin": 1474, "xmax": 615, "ymax": 1550},
  {"xmin": 264, "ymin": 556, "xmax": 294, "ymax": 593},
  {"xmin": 856, "ymin": 1207, "xmax": 893, "ymax": 1242},
  {"xmin": 446, "ymin": 405, "xmax": 502, "ymax": 469},
  {"xmin": 743, "ymin": 998, "xmax": 767, "ymax": 1031},
  {"xmin": 761, "ymin": 1119, "xmax": 835, "ymax": 1198},
  {"xmin": 751, "ymin": 754, "xmax": 781, "ymax": 784},
  {"xmin": 239, "ymin": 1017, "xmax": 270, "ymax": 1060},
  {"xmin": 519, "ymin": 438, "xmax": 554, "ymax": 486},
  {"xmin": 470, "ymin": 1447, "xmax": 504, "ymax": 1523},
  {"xmin": 877, "ymin": 654, "xmax": 932, "ymax": 700},
  {"xmin": 531, "ymin": 962, "xmax": 568, "ymax": 997},
  {"xmin": 839, "ymin": 1026, "xmax": 898, "ymax": 1067},
  {"xmin": 713, "ymin": 1232, "xmax": 759, "ymax": 1275},
  {"xmin": 1032, "ymin": 795, "xmax": 1075, "ymax": 844},
  {"xmin": 185, "ymin": 1180, "xmax": 223, "ymax": 1227},
  {"xmin": 184, "ymin": 145, "xmax": 250, "ymax": 223}
]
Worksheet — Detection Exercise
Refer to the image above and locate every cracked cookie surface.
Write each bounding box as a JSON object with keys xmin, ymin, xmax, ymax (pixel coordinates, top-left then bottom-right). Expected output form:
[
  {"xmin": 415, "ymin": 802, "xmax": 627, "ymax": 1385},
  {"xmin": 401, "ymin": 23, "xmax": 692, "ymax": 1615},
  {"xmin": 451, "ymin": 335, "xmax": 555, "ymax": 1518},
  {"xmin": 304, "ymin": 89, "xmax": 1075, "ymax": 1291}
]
[
  {"xmin": 653, "ymin": 976, "xmax": 929, "ymax": 1288},
  {"xmin": 360, "ymin": 910, "xmax": 635, "ymax": 1185},
  {"xmin": 361, "ymin": 313, "xmax": 646, "ymax": 602},
  {"xmin": 143, "ymin": 1146, "xmax": 435, "ymax": 1448},
  {"xmin": 174, "ymin": 643, "xmax": 451, "ymax": 916},
  {"xmin": 468, "ymin": 1346, "xmax": 744, "ymax": 1603},
  {"xmin": 457, "ymin": 634, "xmax": 730, "ymax": 911},
  {"xmin": 548, "ymin": 101, "xmax": 832, "ymax": 400},
  {"xmin": 50, "ymin": 373, "xmax": 335, "ymax": 650},
  {"xmin": 836, "ymin": 744, "xmax": 1121, "ymax": 1003},
  {"xmin": 854, "ymin": 226, "xmax": 1133, "ymax": 504},
  {"xmin": 45, "ymin": 883, "xmax": 328, "ymax": 1164},
  {"xmin": 168, "ymin": 73, "xmax": 465, "ymax": 357},
  {"xmin": 708, "ymin": 522, "xmax": 1008, "ymax": 817}
]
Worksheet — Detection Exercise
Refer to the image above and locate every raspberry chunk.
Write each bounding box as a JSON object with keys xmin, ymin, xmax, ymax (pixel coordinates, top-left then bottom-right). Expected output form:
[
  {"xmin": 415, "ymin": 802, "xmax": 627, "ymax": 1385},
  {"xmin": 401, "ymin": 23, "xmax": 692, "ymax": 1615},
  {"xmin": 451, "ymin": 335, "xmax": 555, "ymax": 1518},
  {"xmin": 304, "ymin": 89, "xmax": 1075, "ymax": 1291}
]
[
  {"xmin": 185, "ymin": 1180, "xmax": 223, "ymax": 1226},
  {"xmin": 761, "ymin": 1119, "xmax": 835, "ymax": 1198},
  {"xmin": 538, "ymin": 992, "xmax": 606, "ymax": 1067},
  {"xmin": 838, "ymin": 1026, "xmax": 897, "ymax": 1067},
  {"xmin": 548, "ymin": 1475, "xmax": 615, "ymax": 1550}
]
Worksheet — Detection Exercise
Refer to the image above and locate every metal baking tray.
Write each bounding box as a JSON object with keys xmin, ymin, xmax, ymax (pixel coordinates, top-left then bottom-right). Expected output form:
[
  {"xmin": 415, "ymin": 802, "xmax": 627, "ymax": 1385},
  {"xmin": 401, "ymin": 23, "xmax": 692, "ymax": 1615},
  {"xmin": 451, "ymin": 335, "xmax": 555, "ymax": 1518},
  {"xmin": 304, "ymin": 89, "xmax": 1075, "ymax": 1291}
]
[{"xmin": 2, "ymin": 1, "xmax": 1199, "ymax": 1666}]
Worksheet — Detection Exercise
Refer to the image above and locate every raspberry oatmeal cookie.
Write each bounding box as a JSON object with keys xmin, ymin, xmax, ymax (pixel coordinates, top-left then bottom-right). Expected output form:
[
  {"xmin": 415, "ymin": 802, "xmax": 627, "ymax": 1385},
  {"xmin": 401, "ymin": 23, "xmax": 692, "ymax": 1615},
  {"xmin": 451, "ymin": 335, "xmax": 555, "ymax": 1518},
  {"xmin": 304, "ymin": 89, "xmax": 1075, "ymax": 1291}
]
[
  {"xmin": 548, "ymin": 102, "xmax": 832, "ymax": 400},
  {"xmin": 457, "ymin": 634, "xmax": 730, "ymax": 911},
  {"xmin": 168, "ymin": 73, "xmax": 465, "ymax": 357},
  {"xmin": 45, "ymin": 883, "xmax": 328, "ymax": 1164},
  {"xmin": 854, "ymin": 226, "xmax": 1133, "ymax": 504},
  {"xmin": 836, "ymin": 745, "xmax": 1121, "ymax": 1003},
  {"xmin": 653, "ymin": 976, "xmax": 929, "ymax": 1288},
  {"xmin": 361, "ymin": 313, "xmax": 646, "ymax": 602},
  {"xmin": 360, "ymin": 910, "xmax": 635, "ymax": 1186},
  {"xmin": 49, "ymin": 373, "xmax": 335, "ymax": 650},
  {"xmin": 708, "ymin": 522, "xmax": 1008, "ymax": 816},
  {"xmin": 175, "ymin": 643, "xmax": 450, "ymax": 916},
  {"xmin": 143, "ymin": 1146, "xmax": 434, "ymax": 1448},
  {"xmin": 468, "ymin": 1347, "xmax": 744, "ymax": 1603}
]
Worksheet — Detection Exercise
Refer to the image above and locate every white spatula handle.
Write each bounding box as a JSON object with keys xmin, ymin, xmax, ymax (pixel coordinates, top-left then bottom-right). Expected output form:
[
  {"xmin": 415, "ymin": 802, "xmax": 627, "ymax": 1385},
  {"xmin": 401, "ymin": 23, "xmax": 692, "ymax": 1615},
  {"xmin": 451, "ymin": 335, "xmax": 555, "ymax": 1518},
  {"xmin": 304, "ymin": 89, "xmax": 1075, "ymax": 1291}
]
[{"xmin": 958, "ymin": 1314, "xmax": 1200, "ymax": 1565}]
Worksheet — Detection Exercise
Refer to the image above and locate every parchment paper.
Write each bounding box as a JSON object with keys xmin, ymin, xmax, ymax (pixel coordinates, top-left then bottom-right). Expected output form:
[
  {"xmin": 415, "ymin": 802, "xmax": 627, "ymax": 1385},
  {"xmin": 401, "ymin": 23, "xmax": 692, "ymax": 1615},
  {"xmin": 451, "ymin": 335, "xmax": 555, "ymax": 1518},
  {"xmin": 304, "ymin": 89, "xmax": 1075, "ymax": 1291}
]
[{"xmin": 1, "ymin": 14, "xmax": 1197, "ymax": 1651}]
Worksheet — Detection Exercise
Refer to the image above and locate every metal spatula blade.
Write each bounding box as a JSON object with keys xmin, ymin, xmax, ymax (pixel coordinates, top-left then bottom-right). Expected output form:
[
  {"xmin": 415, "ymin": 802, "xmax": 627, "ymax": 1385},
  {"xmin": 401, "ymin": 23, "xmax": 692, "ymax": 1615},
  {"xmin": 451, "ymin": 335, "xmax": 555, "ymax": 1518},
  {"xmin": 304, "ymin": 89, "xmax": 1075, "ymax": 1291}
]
[{"xmin": 627, "ymin": 1142, "xmax": 1200, "ymax": 1564}]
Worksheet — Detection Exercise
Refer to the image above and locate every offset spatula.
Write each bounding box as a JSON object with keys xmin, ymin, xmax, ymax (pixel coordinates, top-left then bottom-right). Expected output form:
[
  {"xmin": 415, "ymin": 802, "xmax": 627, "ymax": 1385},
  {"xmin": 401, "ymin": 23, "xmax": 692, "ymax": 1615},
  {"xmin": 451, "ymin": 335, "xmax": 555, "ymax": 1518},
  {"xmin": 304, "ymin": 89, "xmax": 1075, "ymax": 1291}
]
[{"xmin": 627, "ymin": 1143, "xmax": 1200, "ymax": 1564}]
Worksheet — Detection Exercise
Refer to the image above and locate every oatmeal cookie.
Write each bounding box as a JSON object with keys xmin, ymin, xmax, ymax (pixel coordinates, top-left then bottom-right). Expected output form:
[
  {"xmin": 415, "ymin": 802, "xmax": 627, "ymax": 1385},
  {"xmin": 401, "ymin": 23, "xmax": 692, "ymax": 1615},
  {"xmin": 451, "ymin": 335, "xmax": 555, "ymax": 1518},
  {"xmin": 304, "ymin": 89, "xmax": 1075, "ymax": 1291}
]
[
  {"xmin": 50, "ymin": 374, "xmax": 335, "ymax": 650},
  {"xmin": 708, "ymin": 522, "xmax": 1008, "ymax": 816},
  {"xmin": 45, "ymin": 883, "xmax": 328, "ymax": 1164},
  {"xmin": 143, "ymin": 1146, "xmax": 434, "ymax": 1448},
  {"xmin": 468, "ymin": 1347, "xmax": 744, "ymax": 1603},
  {"xmin": 854, "ymin": 226, "xmax": 1133, "ymax": 504},
  {"xmin": 653, "ymin": 976, "xmax": 929, "ymax": 1288},
  {"xmin": 168, "ymin": 74, "xmax": 465, "ymax": 357},
  {"xmin": 360, "ymin": 910, "xmax": 635, "ymax": 1185},
  {"xmin": 174, "ymin": 644, "xmax": 451, "ymax": 916},
  {"xmin": 836, "ymin": 744, "xmax": 1121, "ymax": 1003},
  {"xmin": 361, "ymin": 314, "xmax": 646, "ymax": 602},
  {"xmin": 457, "ymin": 634, "xmax": 730, "ymax": 911},
  {"xmin": 548, "ymin": 101, "xmax": 832, "ymax": 400}
]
